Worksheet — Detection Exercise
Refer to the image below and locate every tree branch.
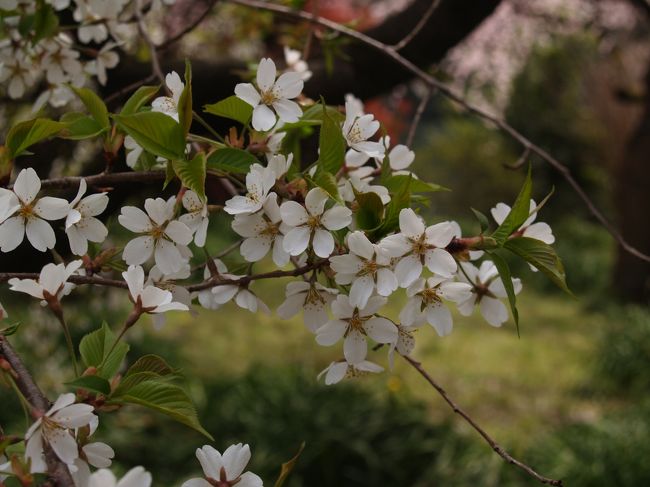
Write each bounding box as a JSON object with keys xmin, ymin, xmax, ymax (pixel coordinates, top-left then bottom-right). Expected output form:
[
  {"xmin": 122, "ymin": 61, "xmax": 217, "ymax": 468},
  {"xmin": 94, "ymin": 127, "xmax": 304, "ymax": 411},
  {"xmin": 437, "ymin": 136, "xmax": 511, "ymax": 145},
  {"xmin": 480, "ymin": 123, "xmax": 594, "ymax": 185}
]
[
  {"xmin": 402, "ymin": 354, "xmax": 563, "ymax": 486},
  {"xmin": 0, "ymin": 337, "xmax": 75, "ymax": 486},
  {"xmin": 392, "ymin": 0, "xmax": 442, "ymax": 51},
  {"xmin": 226, "ymin": 0, "xmax": 650, "ymax": 264}
]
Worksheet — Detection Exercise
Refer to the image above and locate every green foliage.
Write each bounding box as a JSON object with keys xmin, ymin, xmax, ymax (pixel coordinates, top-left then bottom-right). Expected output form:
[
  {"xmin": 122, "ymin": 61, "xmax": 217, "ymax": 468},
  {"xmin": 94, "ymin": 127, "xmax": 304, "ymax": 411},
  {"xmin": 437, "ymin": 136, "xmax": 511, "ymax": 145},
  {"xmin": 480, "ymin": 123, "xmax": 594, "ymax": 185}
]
[
  {"xmin": 491, "ymin": 166, "xmax": 532, "ymax": 245},
  {"xmin": 207, "ymin": 147, "xmax": 258, "ymax": 174},
  {"xmin": 66, "ymin": 375, "xmax": 112, "ymax": 396},
  {"xmin": 383, "ymin": 174, "xmax": 448, "ymax": 194},
  {"xmin": 59, "ymin": 112, "xmax": 105, "ymax": 140},
  {"xmin": 308, "ymin": 171, "xmax": 340, "ymax": 201},
  {"xmin": 113, "ymin": 111, "xmax": 186, "ymax": 160},
  {"xmin": 204, "ymin": 96, "xmax": 253, "ymax": 125},
  {"xmin": 5, "ymin": 118, "xmax": 64, "ymax": 158},
  {"xmin": 354, "ymin": 190, "xmax": 383, "ymax": 230},
  {"xmin": 488, "ymin": 250, "xmax": 519, "ymax": 331},
  {"xmin": 173, "ymin": 152, "xmax": 206, "ymax": 200},
  {"xmin": 79, "ymin": 322, "xmax": 129, "ymax": 380},
  {"xmin": 178, "ymin": 60, "xmax": 193, "ymax": 138},
  {"xmin": 121, "ymin": 85, "xmax": 161, "ymax": 116},
  {"xmin": 68, "ymin": 85, "xmax": 110, "ymax": 131},
  {"xmin": 504, "ymin": 237, "xmax": 570, "ymax": 295},
  {"xmin": 315, "ymin": 106, "xmax": 346, "ymax": 175},
  {"xmin": 369, "ymin": 176, "xmax": 411, "ymax": 240}
]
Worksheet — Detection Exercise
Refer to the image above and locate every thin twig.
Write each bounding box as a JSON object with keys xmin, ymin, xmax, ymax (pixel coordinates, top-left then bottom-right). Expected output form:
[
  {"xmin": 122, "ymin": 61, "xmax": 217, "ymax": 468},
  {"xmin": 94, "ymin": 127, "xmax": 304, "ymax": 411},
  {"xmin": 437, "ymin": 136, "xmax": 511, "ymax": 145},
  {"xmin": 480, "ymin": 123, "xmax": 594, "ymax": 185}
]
[
  {"xmin": 0, "ymin": 337, "xmax": 76, "ymax": 486},
  {"xmin": 226, "ymin": 0, "xmax": 650, "ymax": 264},
  {"xmin": 504, "ymin": 146, "xmax": 531, "ymax": 170},
  {"xmin": 403, "ymin": 354, "xmax": 564, "ymax": 486},
  {"xmin": 393, "ymin": 0, "xmax": 441, "ymax": 51},
  {"xmin": 158, "ymin": 0, "xmax": 219, "ymax": 50},
  {"xmin": 406, "ymin": 86, "xmax": 433, "ymax": 147},
  {"xmin": 105, "ymin": 73, "xmax": 157, "ymax": 105},
  {"xmin": 136, "ymin": 0, "xmax": 166, "ymax": 84}
]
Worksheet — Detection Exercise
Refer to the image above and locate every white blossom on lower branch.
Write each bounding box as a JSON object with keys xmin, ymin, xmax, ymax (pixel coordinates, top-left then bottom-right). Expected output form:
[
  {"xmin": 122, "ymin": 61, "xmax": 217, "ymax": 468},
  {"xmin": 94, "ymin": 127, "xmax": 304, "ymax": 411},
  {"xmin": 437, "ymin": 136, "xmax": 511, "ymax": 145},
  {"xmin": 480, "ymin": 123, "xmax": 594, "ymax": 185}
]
[
  {"xmin": 316, "ymin": 295, "xmax": 397, "ymax": 364},
  {"xmin": 276, "ymin": 281, "xmax": 338, "ymax": 332},
  {"xmin": 88, "ymin": 467, "xmax": 152, "ymax": 487},
  {"xmin": 182, "ymin": 444, "xmax": 263, "ymax": 487},
  {"xmin": 122, "ymin": 265, "xmax": 189, "ymax": 314},
  {"xmin": 65, "ymin": 179, "xmax": 109, "ymax": 256},
  {"xmin": 224, "ymin": 164, "xmax": 276, "ymax": 216},
  {"xmin": 318, "ymin": 360, "xmax": 384, "ymax": 385},
  {"xmin": 25, "ymin": 393, "xmax": 95, "ymax": 472},
  {"xmin": 179, "ymin": 190, "xmax": 210, "ymax": 248},
  {"xmin": 457, "ymin": 261, "xmax": 522, "ymax": 327},
  {"xmin": 8, "ymin": 260, "xmax": 82, "ymax": 305},
  {"xmin": 400, "ymin": 277, "xmax": 473, "ymax": 337},
  {"xmin": 280, "ymin": 187, "xmax": 352, "ymax": 258},
  {"xmin": 119, "ymin": 197, "xmax": 193, "ymax": 275},
  {"xmin": 0, "ymin": 168, "xmax": 70, "ymax": 252}
]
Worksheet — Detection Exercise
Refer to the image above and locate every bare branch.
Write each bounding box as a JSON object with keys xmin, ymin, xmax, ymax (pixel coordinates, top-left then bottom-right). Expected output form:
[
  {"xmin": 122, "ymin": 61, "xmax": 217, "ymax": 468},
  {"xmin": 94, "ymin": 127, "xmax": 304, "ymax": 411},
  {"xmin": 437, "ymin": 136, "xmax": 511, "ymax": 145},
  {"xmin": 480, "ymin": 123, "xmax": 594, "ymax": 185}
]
[
  {"xmin": 406, "ymin": 86, "xmax": 433, "ymax": 147},
  {"xmin": 393, "ymin": 0, "xmax": 442, "ymax": 51},
  {"xmin": 158, "ymin": 0, "xmax": 219, "ymax": 51},
  {"xmin": 136, "ymin": 0, "xmax": 166, "ymax": 84},
  {"xmin": 226, "ymin": 0, "xmax": 650, "ymax": 264},
  {"xmin": 403, "ymin": 354, "xmax": 564, "ymax": 486},
  {"xmin": 0, "ymin": 337, "xmax": 75, "ymax": 486}
]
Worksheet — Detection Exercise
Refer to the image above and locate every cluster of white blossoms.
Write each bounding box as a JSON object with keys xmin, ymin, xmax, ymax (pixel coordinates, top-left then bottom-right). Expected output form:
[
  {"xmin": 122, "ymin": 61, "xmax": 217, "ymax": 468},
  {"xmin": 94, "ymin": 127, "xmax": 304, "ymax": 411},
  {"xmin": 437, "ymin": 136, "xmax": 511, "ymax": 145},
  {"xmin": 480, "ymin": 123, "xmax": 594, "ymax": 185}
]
[
  {"xmin": 0, "ymin": 49, "xmax": 560, "ymax": 484},
  {"xmin": 0, "ymin": 0, "xmax": 175, "ymax": 109}
]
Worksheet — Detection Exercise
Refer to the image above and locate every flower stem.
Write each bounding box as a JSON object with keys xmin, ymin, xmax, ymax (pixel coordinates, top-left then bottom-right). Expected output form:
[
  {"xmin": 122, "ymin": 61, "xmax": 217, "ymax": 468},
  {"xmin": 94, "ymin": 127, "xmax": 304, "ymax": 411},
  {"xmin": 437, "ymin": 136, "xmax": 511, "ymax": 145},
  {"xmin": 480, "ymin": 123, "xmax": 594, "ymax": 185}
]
[{"xmin": 55, "ymin": 312, "xmax": 79, "ymax": 377}]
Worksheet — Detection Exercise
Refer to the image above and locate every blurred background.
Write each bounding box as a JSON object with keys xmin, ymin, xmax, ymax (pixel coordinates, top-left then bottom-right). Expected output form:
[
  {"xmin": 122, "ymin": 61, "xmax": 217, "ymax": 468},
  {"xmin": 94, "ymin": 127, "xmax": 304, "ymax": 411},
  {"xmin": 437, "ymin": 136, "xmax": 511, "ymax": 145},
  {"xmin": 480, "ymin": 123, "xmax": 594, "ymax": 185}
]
[{"xmin": 1, "ymin": 0, "xmax": 650, "ymax": 485}]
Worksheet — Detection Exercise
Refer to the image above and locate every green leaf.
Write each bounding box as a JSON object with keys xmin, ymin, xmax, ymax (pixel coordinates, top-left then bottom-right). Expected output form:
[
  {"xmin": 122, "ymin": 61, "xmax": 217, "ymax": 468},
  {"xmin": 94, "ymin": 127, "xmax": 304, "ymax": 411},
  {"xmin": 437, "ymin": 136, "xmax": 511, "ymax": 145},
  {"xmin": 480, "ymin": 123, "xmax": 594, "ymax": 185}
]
[
  {"xmin": 32, "ymin": 3, "xmax": 58, "ymax": 43},
  {"xmin": 112, "ymin": 380, "xmax": 213, "ymax": 440},
  {"xmin": 206, "ymin": 147, "xmax": 258, "ymax": 174},
  {"xmin": 491, "ymin": 165, "xmax": 532, "ymax": 245},
  {"xmin": 504, "ymin": 237, "xmax": 572, "ymax": 295},
  {"xmin": 66, "ymin": 376, "xmax": 111, "ymax": 396},
  {"xmin": 471, "ymin": 207, "xmax": 490, "ymax": 233},
  {"xmin": 5, "ymin": 118, "xmax": 65, "ymax": 158},
  {"xmin": 113, "ymin": 112, "xmax": 186, "ymax": 161},
  {"xmin": 383, "ymin": 174, "xmax": 449, "ymax": 194},
  {"xmin": 0, "ymin": 321, "xmax": 21, "ymax": 336},
  {"xmin": 79, "ymin": 322, "xmax": 129, "ymax": 380},
  {"xmin": 125, "ymin": 354, "xmax": 175, "ymax": 377},
  {"xmin": 370, "ymin": 175, "xmax": 411, "ymax": 240},
  {"xmin": 316, "ymin": 105, "xmax": 346, "ymax": 175},
  {"xmin": 173, "ymin": 153, "xmax": 206, "ymax": 200},
  {"xmin": 178, "ymin": 59, "xmax": 192, "ymax": 138},
  {"xmin": 204, "ymin": 96, "xmax": 253, "ymax": 125},
  {"xmin": 487, "ymin": 251, "xmax": 519, "ymax": 335},
  {"xmin": 69, "ymin": 86, "xmax": 110, "ymax": 130},
  {"xmin": 274, "ymin": 442, "xmax": 306, "ymax": 487},
  {"xmin": 354, "ymin": 190, "xmax": 384, "ymax": 230},
  {"xmin": 121, "ymin": 85, "xmax": 161, "ymax": 115},
  {"xmin": 59, "ymin": 113, "xmax": 105, "ymax": 140},
  {"xmin": 309, "ymin": 171, "xmax": 339, "ymax": 201}
]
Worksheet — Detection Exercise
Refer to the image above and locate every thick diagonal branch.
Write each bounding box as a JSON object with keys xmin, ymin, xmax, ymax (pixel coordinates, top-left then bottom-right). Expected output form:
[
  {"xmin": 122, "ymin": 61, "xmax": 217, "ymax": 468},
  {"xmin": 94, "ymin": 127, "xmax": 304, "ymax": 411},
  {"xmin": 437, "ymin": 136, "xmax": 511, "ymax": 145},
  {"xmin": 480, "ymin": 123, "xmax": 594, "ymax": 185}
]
[{"xmin": 0, "ymin": 336, "xmax": 75, "ymax": 486}]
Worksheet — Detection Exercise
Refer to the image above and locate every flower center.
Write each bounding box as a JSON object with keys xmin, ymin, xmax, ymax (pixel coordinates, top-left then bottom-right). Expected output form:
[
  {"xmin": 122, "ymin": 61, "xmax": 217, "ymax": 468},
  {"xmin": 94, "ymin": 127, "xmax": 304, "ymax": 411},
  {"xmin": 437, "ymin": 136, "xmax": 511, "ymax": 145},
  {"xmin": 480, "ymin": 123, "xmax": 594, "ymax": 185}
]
[
  {"xmin": 346, "ymin": 121, "xmax": 363, "ymax": 143},
  {"xmin": 410, "ymin": 234, "xmax": 431, "ymax": 258},
  {"xmin": 358, "ymin": 258, "xmax": 378, "ymax": 277},
  {"xmin": 305, "ymin": 286, "xmax": 326, "ymax": 306},
  {"xmin": 307, "ymin": 215, "xmax": 321, "ymax": 230},
  {"xmin": 260, "ymin": 221, "xmax": 280, "ymax": 238},
  {"xmin": 18, "ymin": 202, "xmax": 35, "ymax": 220},
  {"xmin": 420, "ymin": 287, "xmax": 442, "ymax": 307},
  {"xmin": 347, "ymin": 309, "xmax": 370, "ymax": 334},
  {"xmin": 260, "ymin": 88, "xmax": 279, "ymax": 106}
]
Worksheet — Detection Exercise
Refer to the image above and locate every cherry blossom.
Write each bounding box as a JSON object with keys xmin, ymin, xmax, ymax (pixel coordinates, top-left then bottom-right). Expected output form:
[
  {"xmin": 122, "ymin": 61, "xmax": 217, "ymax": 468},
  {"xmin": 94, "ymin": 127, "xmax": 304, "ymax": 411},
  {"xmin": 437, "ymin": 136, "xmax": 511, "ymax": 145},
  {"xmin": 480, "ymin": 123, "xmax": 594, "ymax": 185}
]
[
  {"xmin": 122, "ymin": 265, "xmax": 189, "ymax": 314},
  {"xmin": 341, "ymin": 99, "xmax": 385, "ymax": 158},
  {"xmin": 198, "ymin": 259, "xmax": 270, "ymax": 314},
  {"xmin": 277, "ymin": 281, "xmax": 338, "ymax": 332},
  {"xmin": 0, "ymin": 56, "xmax": 35, "ymax": 99},
  {"xmin": 179, "ymin": 190, "xmax": 209, "ymax": 247},
  {"xmin": 235, "ymin": 57, "xmax": 304, "ymax": 131},
  {"xmin": 65, "ymin": 179, "xmax": 109, "ymax": 256},
  {"xmin": 146, "ymin": 264, "xmax": 194, "ymax": 329},
  {"xmin": 119, "ymin": 197, "xmax": 193, "ymax": 275},
  {"xmin": 224, "ymin": 164, "xmax": 276, "ymax": 215},
  {"xmin": 8, "ymin": 260, "xmax": 82, "ymax": 304},
  {"xmin": 380, "ymin": 208, "xmax": 457, "ymax": 287},
  {"xmin": 124, "ymin": 136, "xmax": 144, "ymax": 169},
  {"xmin": 318, "ymin": 360, "xmax": 383, "ymax": 385},
  {"xmin": 316, "ymin": 295, "xmax": 397, "ymax": 364},
  {"xmin": 284, "ymin": 46, "xmax": 312, "ymax": 81},
  {"xmin": 181, "ymin": 443, "xmax": 263, "ymax": 487},
  {"xmin": 88, "ymin": 467, "xmax": 152, "ymax": 487},
  {"xmin": 0, "ymin": 168, "xmax": 70, "ymax": 252},
  {"xmin": 329, "ymin": 231, "xmax": 397, "ymax": 309},
  {"xmin": 84, "ymin": 42, "xmax": 120, "ymax": 86},
  {"xmin": 387, "ymin": 324, "xmax": 416, "ymax": 369},
  {"xmin": 400, "ymin": 277, "xmax": 472, "ymax": 337},
  {"xmin": 152, "ymin": 71, "xmax": 184, "ymax": 122},
  {"xmin": 491, "ymin": 199, "xmax": 555, "ymax": 244},
  {"xmin": 457, "ymin": 261, "xmax": 522, "ymax": 327},
  {"xmin": 232, "ymin": 193, "xmax": 290, "ymax": 266},
  {"xmin": 280, "ymin": 187, "xmax": 352, "ymax": 258},
  {"xmin": 25, "ymin": 393, "xmax": 96, "ymax": 472}
]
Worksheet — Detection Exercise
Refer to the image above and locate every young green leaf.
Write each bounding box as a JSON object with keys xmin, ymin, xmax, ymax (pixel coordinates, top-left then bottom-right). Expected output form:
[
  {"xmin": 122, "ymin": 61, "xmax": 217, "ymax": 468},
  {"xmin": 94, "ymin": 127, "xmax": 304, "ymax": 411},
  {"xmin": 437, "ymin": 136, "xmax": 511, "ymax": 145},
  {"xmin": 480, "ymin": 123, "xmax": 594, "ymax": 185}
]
[
  {"xmin": 113, "ymin": 112, "xmax": 186, "ymax": 161},
  {"xmin": 65, "ymin": 376, "xmax": 112, "ymax": 396},
  {"xmin": 206, "ymin": 147, "xmax": 258, "ymax": 174},
  {"xmin": 59, "ymin": 113, "xmax": 105, "ymax": 140},
  {"xmin": 487, "ymin": 251, "xmax": 520, "ymax": 335},
  {"xmin": 32, "ymin": 3, "xmax": 58, "ymax": 43},
  {"xmin": 471, "ymin": 207, "xmax": 490, "ymax": 233},
  {"xmin": 79, "ymin": 322, "xmax": 129, "ymax": 380},
  {"xmin": 491, "ymin": 165, "xmax": 532, "ymax": 245},
  {"xmin": 121, "ymin": 85, "xmax": 161, "ymax": 115},
  {"xmin": 355, "ymin": 190, "xmax": 384, "ymax": 230},
  {"xmin": 309, "ymin": 171, "xmax": 340, "ymax": 201},
  {"xmin": 173, "ymin": 152, "xmax": 206, "ymax": 200},
  {"xmin": 370, "ymin": 175, "xmax": 411, "ymax": 240},
  {"xmin": 5, "ymin": 118, "xmax": 65, "ymax": 159},
  {"xmin": 111, "ymin": 380, "xmax": 213, "ymax": 440},
  {"xmin": 504, "ymin": 236, "xmax": 573, "ymax": 295},
  {"xmin": 316, "ymin": 105, "xmax": 346, "ymax": 175},
  {"xmin": 204, "ymin": 96, "xmax": 253, "ymax": 125},
  {"xmin": 124, "ymin": 354, "xmax": 175, "ymax": 377},
  {"xmin": 178, "ymin": 59, "xmax": 193, "ymax": 138},
  {"xmin": 69, "ymin": 85, "xmax": 110, "ymax": 130},
  {"xmin": 383, "ymin": 174, "xmax": 449, "ymax": 194}
]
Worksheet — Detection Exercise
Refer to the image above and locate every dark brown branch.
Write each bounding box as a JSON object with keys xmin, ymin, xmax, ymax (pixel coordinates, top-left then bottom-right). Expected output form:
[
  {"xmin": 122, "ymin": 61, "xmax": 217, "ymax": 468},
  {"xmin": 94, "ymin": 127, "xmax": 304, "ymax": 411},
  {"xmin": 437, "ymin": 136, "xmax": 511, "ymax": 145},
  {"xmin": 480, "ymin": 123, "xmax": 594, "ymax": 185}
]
[
  {"xmin": 37, "ymin": 171, "xmax": 168, "ymax": 190},
  {"xmin": 136, "ymin": 0, "xmax": 166, "ymax": 84},
  {"xmin": 158, "ymin": 0, "xmax": 219, "ymax": 50},
  {"xmin": 393, "ymin": 0, "xmax": 442, "ymax": 51},
  {"xmin": 227, "ymin": 0, "xmax": 650, "ymax": 264},
  {"xmin": 406, "ymin": 86, "xmax": 433, "ymax": 147},
  {"xmin": 0, "ymin": 337, "xmax": 75, "ymax": 486},
  {"xmin": 403, "ymin": 354, "xmax": 564, "ymax": 486}
]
